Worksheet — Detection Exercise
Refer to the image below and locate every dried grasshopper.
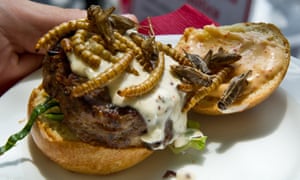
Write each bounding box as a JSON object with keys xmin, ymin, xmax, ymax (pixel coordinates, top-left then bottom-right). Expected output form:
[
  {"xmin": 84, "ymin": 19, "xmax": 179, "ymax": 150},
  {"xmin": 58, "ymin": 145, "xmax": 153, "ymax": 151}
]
[
  {"xmin": 218, "ymin": 70, "xmax": 252, "ymax": 110},
  {"xmin": 207, "ymin": 47, "xmax": 241, "ymax": 68},
  {"xmin": 171, "ymin": 65, "xmax": 214, "ymax": 87},
  {"xmin": 182, "ymin": 67, "xmax": 232, "ymax": 112},
  {"xmin": 183, "ymin": 49, "xmax": 211, "ymax": 74},
  {"xmin": 110, "ymin": 14, "xmax": 137, "ymax": 34},
  {"xmin": 87, "ymin": 5, "xmax": 115, "ymax": 51}
]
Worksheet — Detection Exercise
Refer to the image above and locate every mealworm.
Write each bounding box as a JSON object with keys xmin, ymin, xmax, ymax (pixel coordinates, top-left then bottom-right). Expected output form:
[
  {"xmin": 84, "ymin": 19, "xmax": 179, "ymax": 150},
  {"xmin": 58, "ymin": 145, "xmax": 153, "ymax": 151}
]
[
  {"xmin": 129, "ymin": 32, "xmax": 144, "ymax": 45},
  {"xmin": 87, "ymin": 38, "xmax": 138, "ymax": 75},
  {"xmin": 89, "ymin": 34, "xmax": 105, "ymax": 44},
  {"xmin": 87, "ymin": 39, "xmax": 116, "ymax": 62},
  {"xmin": 70, "ymin": 30, "xmax": 101, "ymax": 69},
  {"xmin": 177, "ymin": 83, "xmax": 195, "ymax": 93},
  {"xmin": 71, "ymin": 29, "xmax": 88, "ymax": 46},
  {"xmin": 156, "ymin": 41, "xmax": 192, "ymax": 66},
  {"xmin": 80, "ymin": 49, "xmax": 101, "ymax": 69},
  {"xmin": 72, "ymin": 50, "xmax": 135, "ymax": 97},
  {"xmin": 114, "ymin": 32, "xmax": 142, "ymax": 54},
  {"xmin": 117, "ymin": 51, "xmax": 165, "ymax": 97},
  {"xmin": 112, "ymin": 39, "xmax": 128, "ymax": 52},
  {"xmin": 35, "ymin": 19, "xmax": 89, "ymax": 51},
  {"xmin": 60, "ymin": 38, "xmax": 73, "ymax": 52},
  {"xmin": 182, "ymin": 66, "xmax": 232, "ymax": 112},
  {"xmin": 114, "ymin": 31, "xmax": 152, "ymax": 73}
]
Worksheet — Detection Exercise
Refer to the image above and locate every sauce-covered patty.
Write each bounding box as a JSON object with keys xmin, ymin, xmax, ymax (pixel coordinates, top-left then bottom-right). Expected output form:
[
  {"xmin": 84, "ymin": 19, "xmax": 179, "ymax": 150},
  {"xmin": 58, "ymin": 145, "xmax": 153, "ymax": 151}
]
[{"xmin": 42, "ymin": 45, "xmax": 183, "ymax": 150}]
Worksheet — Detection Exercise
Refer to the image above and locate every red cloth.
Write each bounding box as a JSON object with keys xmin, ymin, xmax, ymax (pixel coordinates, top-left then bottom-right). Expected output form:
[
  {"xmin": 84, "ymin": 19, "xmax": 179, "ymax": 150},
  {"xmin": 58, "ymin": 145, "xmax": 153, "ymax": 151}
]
[{"xmin": 138, "ymin": 4, "xmax": 219, "ymax": 35}]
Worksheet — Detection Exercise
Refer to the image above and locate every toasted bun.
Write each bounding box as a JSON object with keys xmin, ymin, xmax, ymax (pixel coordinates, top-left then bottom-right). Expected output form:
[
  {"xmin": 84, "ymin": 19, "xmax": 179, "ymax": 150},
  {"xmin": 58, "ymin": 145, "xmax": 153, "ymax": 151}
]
[
  {"xmin": 176, "ymin": 22, "xmax": 290, "ymax": 115},
  {"xmin": 28, "ymin": 86, "xmax": 153, "ymax": 175}
]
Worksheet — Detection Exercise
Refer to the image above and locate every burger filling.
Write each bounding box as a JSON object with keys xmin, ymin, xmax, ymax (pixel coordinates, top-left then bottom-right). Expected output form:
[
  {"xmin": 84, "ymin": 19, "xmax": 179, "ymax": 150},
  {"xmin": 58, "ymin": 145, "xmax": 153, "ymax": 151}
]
[
  {"xmin": 42, "ymin": 44, "xmax": 205, "ymax": 151},
  {"xmin": 67, "ymin": 50, "xmax": 188, "ymax": 150}
]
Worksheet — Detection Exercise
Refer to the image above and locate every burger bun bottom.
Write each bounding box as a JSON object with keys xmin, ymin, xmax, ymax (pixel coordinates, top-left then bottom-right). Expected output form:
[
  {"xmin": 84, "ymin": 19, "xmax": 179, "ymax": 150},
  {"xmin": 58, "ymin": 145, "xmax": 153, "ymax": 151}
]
[{"xmin": 28, "ymin": 86, "xmax": 153, "ymax": 175}]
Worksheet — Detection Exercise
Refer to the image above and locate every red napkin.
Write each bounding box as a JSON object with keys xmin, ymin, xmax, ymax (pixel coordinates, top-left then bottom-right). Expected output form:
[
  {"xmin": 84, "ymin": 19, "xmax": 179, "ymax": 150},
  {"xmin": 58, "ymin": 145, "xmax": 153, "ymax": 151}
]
[{"xmin": 138, "ymin": 4, "xmax": 219, "ymax": 35}]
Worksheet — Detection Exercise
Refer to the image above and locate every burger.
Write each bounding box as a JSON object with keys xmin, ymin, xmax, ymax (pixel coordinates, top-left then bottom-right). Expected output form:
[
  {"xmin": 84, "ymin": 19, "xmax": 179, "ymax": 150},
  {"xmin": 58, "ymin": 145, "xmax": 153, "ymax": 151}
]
[{"xmin": 0, "ymin": 5, "xmax": 290, "ymax": 175}]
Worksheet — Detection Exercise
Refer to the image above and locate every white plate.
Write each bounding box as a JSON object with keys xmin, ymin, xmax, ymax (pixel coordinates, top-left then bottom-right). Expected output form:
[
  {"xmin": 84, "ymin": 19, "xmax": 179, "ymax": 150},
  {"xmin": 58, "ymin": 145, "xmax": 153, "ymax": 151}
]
[{"xmin": 1, "ymin": 35, "xmax": 300, "ymax": 180}]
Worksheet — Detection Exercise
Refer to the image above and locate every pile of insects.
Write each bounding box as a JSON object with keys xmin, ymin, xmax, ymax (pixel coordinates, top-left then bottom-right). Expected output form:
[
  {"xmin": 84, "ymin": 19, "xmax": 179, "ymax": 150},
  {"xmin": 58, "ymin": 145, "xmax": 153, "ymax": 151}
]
[{"xmin": 35, "ymin": 5, "xmax": 250, "ymax": 113}]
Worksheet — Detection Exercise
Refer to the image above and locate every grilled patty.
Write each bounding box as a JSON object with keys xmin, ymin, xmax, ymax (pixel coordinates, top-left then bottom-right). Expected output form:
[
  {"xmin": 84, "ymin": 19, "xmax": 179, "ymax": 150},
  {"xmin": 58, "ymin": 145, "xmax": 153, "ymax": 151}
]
[{"xmin": 42, "ymin": 46, "xmax": 148, "ymax": 148}]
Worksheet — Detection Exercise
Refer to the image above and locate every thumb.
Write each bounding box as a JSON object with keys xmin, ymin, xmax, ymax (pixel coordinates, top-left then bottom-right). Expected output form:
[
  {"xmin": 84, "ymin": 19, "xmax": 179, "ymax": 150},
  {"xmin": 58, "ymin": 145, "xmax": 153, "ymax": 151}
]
[
  {"xmin": 11, "ymin": 0, "xmax": 86, "ymax": 53},
  {"xmin": 0, "ymin": 53, "xmax": 43, "ymax": 95},
  {"xmin": 20, "ymin": 1, "xmax": 86, "ymax": 32}
]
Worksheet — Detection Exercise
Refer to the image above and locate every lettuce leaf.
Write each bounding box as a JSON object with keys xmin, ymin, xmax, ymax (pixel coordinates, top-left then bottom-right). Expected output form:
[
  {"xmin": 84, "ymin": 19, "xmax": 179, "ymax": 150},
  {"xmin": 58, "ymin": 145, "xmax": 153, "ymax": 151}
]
[{"xmin": 169, "ymin": 120, "xmax": 207, "ymax": 154}]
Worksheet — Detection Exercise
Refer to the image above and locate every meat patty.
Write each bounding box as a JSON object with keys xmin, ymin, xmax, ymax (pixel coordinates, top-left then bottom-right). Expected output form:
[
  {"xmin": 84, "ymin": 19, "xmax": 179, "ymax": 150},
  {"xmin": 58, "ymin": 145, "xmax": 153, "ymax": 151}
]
[{"xmin": 42, "ymin": 46, "xmax": 148, "ymax": 148}]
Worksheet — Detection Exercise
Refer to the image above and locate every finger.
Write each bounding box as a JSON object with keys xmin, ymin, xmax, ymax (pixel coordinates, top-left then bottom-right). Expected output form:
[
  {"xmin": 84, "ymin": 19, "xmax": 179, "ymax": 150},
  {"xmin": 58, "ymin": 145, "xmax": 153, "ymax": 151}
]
[
  {"xmin": 16, "ymin": 53, "xmax": 43, "ymax": 77},
  {"xmin": 3, "ymin": 53, "xmax": 43, "ymax": 83},
  {"xmin": 11, "ymin": 1, "xmax": 86, "ymax": 54},
  {"xmin": 0, "ymin": 53, "xmax": 43, "ymax": 95}
]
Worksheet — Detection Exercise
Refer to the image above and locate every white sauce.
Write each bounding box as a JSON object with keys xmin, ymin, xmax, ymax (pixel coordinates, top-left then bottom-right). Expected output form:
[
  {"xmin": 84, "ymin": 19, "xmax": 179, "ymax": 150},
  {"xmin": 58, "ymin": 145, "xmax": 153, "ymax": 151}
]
[{"xmin": 67, "ymin": 52, "xmax": 188, "ymax": 150}]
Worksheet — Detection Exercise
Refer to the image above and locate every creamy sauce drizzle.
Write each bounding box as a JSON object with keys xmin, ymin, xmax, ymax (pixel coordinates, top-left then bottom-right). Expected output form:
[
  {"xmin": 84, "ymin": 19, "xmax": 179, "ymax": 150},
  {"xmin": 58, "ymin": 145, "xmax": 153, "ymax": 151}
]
[{"xmin": 68, "ymin": 53, "xmax": 187, "ymax": 150}]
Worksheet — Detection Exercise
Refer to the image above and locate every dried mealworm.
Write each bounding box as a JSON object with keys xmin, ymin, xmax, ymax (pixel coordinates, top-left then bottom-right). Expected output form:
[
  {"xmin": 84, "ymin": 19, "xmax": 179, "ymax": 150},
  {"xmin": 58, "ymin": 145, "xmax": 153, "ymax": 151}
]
[
  {"xmin": 177, "ymin": 83, "xmax": 195, "ymax": 93},
  {"xmin": 86, "ymin": 38, "xmax": 138, "ymax": 75},
  {"xmin": 218, "ymin": 70, "xmax": 252, "ymax": 110},
  {"xmin": 60, "ymin": 38, "xmax": 73, "ymax": 52},
  {"xmin": 112, "ymin": 39, "xmax": 129, "ymax": 52},
  {"xmin": 156, "ymin": 41, "xmax": 192, "ymax": 66},
  {"xmin": 70, "ymin": 30, "xmax": 101, "ymax": 69},
  {"xmin": 80, "ymin": 49, "xmax": 101, "ymax": 69},
  {"xmin": 87, "ymin": 39, "xmax": 116, "ymax": 62},
  {"xmin": 129, "ymin": 32, "xmax": 144, "ymax": 45},
  {"xmin": 114, "ymin": 32, "xmax": 142, "ymax": 55},
  {"xmin": 182, "ymin": 66, "xmax": 232, "ymax": 112},
  {"xmin": 71, "ymin": 29, "xmax": 88, "ymax": 46},
  {"xmin": 89, "ymin": 34, "xmax": 105, "ymax": 44},
  {"xmin": 117, "ymin": 51, "xmax": 165, "ymax": 97},
  {"xmin": 114, "ymin": 31, "xmax": 152, "ymax": 73},
  {"xmin": 72, "ymin": 50, "xmax": 135, "ymax": 97},
  {"xmin": 35, "ymin": 19, "xmax": 89, "ymax": 51}
]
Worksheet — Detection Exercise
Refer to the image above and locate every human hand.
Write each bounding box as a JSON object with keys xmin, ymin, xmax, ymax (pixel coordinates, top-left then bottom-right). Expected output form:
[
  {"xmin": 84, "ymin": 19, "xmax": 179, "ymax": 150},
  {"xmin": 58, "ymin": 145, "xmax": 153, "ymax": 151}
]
[{"xmin": 0, "ymin": 0, "xmax": 85, "ymax": 95}]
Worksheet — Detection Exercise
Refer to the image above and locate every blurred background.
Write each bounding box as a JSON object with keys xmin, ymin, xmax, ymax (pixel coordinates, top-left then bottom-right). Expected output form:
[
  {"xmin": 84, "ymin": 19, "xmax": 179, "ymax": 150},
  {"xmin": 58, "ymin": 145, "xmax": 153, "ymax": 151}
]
[{"xmin": 31, "ymin": 0, "xmax": 300, "ymax": 58}]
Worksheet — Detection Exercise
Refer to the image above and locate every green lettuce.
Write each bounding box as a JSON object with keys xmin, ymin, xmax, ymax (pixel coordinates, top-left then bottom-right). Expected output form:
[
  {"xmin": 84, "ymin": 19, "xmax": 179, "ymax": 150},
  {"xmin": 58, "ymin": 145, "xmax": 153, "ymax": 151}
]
[{"xmin": 169, "ymin": 120, "xmax": 207, "ymax": 154}]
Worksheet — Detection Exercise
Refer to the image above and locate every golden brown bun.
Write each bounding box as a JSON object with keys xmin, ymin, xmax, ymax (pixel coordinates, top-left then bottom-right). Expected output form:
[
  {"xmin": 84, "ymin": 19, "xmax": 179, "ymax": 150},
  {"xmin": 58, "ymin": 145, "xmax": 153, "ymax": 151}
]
[
  {"xmin": 28, "ymin": 86, "xmax": 153, "ymax": 175},
  {"xmin": 176, "ymin": 22, "xmax": 290, "ymax": 115}
]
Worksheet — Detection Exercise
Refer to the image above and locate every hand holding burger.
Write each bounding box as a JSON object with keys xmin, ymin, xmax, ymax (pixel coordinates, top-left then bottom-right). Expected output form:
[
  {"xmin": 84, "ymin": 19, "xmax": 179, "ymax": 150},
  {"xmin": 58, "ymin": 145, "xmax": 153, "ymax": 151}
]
[{"xmin": 0, "ymin": 4, "xmax": 290, "ymax": 175}]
